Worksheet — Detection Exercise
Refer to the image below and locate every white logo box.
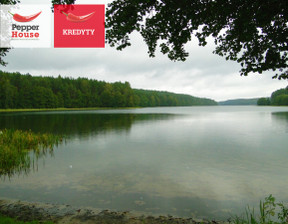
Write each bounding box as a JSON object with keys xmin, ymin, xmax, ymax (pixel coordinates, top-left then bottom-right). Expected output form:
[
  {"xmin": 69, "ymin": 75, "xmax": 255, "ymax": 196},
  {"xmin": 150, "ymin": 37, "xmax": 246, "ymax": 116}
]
[{"xmin": 0, "ymin": 4, "xmax": 52, "ymax": 48}]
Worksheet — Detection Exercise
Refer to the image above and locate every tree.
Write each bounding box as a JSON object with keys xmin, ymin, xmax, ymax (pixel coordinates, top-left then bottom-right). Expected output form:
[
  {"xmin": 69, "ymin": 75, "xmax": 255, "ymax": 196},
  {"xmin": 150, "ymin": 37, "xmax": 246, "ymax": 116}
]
[
  {"xmin": 270, "ymin": 86, "xmax": 288, "ymax": 105},
  {"xmin": 272, "ymin": 95, "xmax": 288, "ymax": 105},
  {"xmin": 0, "ymin": 49, "xmax": 9, "ymax": 67},
  {"xmin": 257, "ymin": 97, "xmax": 270, "ymax": 106},
  {"xmin": 2, "ymin": 0, "xmax": 287, "ymax": 80},
  {"xmin": 106, "ymin": 0, "xmax": 288, "ymax": 79},
  {"xmin": 0, "ymin": 71, "xmax": 217, "ymax": 108}
]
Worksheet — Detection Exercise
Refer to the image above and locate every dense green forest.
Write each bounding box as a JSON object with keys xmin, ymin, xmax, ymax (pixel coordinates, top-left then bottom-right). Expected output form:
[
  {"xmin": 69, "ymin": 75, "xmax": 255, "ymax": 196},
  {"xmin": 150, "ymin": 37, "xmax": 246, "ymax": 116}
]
[
  {"xmin": 257, "ymin": 86, "xmax": 288, "ymax": 106},
  {"xmin": 218, "ymin": 98, "xmax": 259, "ymax": 106},
  {"xmin": 0, "ymin": 71, "xmax": 217, "ymax": 109}
]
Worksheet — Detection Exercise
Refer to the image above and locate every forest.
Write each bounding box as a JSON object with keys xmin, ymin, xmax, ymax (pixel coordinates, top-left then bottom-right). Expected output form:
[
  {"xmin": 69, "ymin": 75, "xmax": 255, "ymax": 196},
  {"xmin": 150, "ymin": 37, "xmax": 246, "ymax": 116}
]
[
  {"xmin": 0, "ymin": 71, "xmax": 217, "ymax": 109},
  {"xmin": 218, "ymin": 98, "xmax": 259, "ymax": 106},
  {"xmin": 257, "ymin": 86, "xmax": 288, "ymax": 106}
]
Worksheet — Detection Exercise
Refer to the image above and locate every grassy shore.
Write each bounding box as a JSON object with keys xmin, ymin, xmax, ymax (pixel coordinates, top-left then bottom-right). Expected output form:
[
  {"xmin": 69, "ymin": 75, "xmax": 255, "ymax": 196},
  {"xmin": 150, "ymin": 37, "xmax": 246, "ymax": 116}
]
[
  {"xmin": 0, "ymin": 215, "xmax": 53, "ymax": 224},
  {"xmin": 0, "ymin": 107, "xmax": 140, "ymax": 113}
]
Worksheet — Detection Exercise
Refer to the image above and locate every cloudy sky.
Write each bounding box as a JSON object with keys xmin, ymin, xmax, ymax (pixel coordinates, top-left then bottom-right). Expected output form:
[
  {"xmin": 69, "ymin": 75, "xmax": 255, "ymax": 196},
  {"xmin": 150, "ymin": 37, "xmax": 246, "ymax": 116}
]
[{"xmin": 2, "ymin": 0, "xmax": 287, "ymax": 101}]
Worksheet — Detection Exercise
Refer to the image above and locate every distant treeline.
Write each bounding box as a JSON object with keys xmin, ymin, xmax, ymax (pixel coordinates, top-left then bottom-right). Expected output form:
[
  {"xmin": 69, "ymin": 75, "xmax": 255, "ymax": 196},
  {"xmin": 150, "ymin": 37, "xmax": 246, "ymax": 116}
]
[
  {"xmin": 257, "ymin": 86, "xmax": 288, "ymax": 106},
  {"xmin": 218, "ymin": 98, "xmax": 259, "ymax": 106},
  {"xmin": 0, "ymin": 71, "xmax": 217, "ymax": 109}
]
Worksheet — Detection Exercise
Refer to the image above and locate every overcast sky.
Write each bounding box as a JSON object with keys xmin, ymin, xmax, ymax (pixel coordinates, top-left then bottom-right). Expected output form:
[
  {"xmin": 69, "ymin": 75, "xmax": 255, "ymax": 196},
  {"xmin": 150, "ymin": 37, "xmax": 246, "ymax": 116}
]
[{"xmin": 2, "ymin": 0, "xmax": 287, "ymax": 101}]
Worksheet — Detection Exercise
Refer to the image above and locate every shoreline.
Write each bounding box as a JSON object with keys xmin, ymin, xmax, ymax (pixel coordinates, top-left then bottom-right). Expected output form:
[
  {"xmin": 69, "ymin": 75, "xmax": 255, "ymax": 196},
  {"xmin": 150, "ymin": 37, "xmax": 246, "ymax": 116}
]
[
  {"xmin": 0, "ymin": 107, "xmax": 141, "ymax": 113},
  {"xmin": 0, "ymin": 105, "xmax": 223, "ymax": 113},
  {"xmin": 0, "ymin": 198, "xmax": 227, "ymax": 224}
]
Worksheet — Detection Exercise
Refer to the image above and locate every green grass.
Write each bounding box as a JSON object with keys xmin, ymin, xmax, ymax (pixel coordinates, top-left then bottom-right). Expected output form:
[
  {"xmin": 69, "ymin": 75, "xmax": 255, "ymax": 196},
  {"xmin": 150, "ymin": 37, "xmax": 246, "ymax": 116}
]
[
  {"xmin": 0, "ymin": 129, "xmax": 64, "ymax": 177},
  {"xmin": 232, "ymin": 195, "xmax": 288, "ymax": 224},
  {"xmin": 0, "ymin": 107, "xmax": 140, "ymax": 113},
  {"xmin": 0, "ymin": 215, "xmax": 54, "ymax": 224}
]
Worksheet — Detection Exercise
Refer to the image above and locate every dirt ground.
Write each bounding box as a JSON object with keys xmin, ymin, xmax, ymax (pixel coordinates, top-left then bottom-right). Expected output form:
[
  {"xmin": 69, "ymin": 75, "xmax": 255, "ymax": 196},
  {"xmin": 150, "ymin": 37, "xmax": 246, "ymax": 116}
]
[{"xmin": 0, "ymin": 198, "xmax": 228, "ymax": 224}]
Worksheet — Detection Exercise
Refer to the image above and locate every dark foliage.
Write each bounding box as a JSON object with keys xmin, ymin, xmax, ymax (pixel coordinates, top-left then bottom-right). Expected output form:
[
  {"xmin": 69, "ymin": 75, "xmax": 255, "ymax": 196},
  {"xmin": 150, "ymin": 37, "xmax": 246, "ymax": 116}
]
[
  {"xmin": 0, "ymin": 49, "xmax": 9, "ymax": 67},
  {"xmin": 270, "ymin": 86, "xmax": 288, "ymax": 105},
  {"xmin": 257, "ymin": 97, "xmax": 271, "ymax": 106},
  {"xmin": 257, "ymin": 86, "xmax": 288, "ymax": 105},
  {"xmin": 106, "ymin": 0, "xmax": 288, "ymax": 79},
  {"xmin": 219, "ymin": 98, "xmax": 259, "ymax": 105},
  {"xmin": 0, "ymin": 71, "xmax": 217, "ymax": 109}
]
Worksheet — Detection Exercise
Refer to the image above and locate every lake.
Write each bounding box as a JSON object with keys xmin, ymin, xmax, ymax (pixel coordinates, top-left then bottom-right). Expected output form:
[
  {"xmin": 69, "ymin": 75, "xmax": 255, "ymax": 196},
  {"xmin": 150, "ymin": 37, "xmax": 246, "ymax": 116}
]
[{"xmin": 0, "ymin": 106, "xmax": 288, "ymax": 220}]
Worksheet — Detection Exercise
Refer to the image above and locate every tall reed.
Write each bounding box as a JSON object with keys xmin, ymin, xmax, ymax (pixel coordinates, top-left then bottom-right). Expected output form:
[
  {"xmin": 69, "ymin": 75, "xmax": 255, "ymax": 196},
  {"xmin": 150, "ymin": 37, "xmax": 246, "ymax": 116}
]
[
  {"xmin": 0, "ymin": 129, "xmax": 64, "ymax": 177},
  {"xmin": 232, "ymin": 195, "xmax": 288, "ymax": 224}
]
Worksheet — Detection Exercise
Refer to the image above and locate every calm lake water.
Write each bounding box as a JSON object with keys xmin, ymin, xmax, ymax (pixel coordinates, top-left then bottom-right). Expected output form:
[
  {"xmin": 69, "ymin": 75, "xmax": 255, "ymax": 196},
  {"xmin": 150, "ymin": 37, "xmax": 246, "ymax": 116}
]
[{"xmin": 0, "ymin": 106, "xmax": 288, "ymax": 219}]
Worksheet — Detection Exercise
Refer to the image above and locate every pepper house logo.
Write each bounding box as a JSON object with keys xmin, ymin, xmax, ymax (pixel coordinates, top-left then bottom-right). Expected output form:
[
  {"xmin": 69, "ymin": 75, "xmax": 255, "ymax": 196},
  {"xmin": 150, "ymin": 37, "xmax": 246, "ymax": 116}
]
[
  {"xmin": 0, "ymin": 5, "xmax": 52, "ymax": 48},
  {"xmin": 54, "ymin": 5, "xmax": 105, "ymax": 48},
  {"xmin": 9, "ymin": 11, "xmax": 41, "ymax": 39}
]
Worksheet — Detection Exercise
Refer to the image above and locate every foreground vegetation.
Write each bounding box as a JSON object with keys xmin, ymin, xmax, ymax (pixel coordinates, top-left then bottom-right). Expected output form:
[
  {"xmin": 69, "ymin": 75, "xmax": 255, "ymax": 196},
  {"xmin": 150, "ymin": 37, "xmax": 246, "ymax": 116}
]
[
  {"xmin": 0, "ymin": 195, "xmax": 287, "ymax": 224},
  {"xmin": 257, "ymin": 86, "xmax": 288, "ymax": 106},
  {"xmin": 0, "ymin": 129, "xmax": 63, "ymax": 177},
  {"xmin": 0, "ymin": 215, "xmax": 53, "ymax": 224},
  {"xmin": 232, "ymin": 195, "xmax": 288, "ymax": 224},
  {"xmin": 0, "ymin": 71, "xmax": 217, "ymax": 109}
]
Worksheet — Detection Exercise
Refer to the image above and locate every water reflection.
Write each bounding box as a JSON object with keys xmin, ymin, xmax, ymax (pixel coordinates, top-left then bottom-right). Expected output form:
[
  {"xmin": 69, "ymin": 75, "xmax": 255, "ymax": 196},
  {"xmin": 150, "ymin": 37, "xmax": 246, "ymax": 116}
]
[
  {"xmin": 0, "ymin": 108, "xmax": 288, "ymax": 219},
  {"xmin": 0, "ymin": 112, "xmax": 177, "ymax": 137},
  {"xmin": 0, "ymin": 112, "xmax": 177, "ymax": 178},
  {"xmin": 272, "ymin": 112, "xmax": 288, "ymax": 132}
]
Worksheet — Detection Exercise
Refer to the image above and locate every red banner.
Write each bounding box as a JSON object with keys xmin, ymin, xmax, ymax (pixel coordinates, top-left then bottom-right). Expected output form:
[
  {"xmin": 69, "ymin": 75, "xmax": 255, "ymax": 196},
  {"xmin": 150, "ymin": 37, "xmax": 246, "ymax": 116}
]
[{"xmin": 54, "ymin": 4, "xmax": 105, "ymax": 48}]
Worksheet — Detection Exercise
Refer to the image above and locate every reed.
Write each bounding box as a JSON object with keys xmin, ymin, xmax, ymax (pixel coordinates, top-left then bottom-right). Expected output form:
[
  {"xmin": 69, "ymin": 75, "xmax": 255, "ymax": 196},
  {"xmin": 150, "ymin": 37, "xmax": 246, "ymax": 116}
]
[
  {"xmin": 231, "ymin": 195, "xmax": 288, "ymax": 224},
  {"xmin": 0, "ymin": 129, "xmax": 64, "ymax": 177}
]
